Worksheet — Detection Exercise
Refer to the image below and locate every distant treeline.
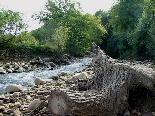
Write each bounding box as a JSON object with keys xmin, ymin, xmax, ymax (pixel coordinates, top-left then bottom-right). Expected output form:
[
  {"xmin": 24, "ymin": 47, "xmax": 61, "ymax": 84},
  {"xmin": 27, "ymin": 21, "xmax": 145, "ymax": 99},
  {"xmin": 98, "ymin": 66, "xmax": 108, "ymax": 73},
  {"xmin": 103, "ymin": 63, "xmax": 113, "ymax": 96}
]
[{"xmin": 0, "ymin": 0, "xmax": 155, "ymax": 60}]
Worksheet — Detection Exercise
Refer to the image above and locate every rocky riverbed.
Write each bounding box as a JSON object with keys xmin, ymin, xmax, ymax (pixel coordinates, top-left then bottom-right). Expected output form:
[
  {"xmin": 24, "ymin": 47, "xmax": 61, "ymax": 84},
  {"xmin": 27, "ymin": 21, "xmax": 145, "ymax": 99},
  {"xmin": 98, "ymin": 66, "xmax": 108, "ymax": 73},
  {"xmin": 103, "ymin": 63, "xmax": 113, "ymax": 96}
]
[
  {"xmin": 0, "ymin": 56, "xmax": 71, "ymax": 74},
  {"xmin": 0, "ymin": 63, "xmax": 94, "ymax": 116},
  {"xmin": 0, "ymin": 58, "xmax": 155, "ymax": 116}
]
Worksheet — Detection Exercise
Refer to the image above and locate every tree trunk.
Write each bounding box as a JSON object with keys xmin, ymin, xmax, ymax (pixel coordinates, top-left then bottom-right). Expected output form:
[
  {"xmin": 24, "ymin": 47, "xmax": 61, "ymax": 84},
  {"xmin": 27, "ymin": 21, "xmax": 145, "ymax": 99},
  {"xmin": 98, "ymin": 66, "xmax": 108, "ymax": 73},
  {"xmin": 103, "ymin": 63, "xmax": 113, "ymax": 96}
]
[
  {"xmin": 47, "ymin": 43, "xmax": 155, "ymax": 116},
  {"xmin": 48, "ymin": 90, "xmax": 72, "ymax": 116}
]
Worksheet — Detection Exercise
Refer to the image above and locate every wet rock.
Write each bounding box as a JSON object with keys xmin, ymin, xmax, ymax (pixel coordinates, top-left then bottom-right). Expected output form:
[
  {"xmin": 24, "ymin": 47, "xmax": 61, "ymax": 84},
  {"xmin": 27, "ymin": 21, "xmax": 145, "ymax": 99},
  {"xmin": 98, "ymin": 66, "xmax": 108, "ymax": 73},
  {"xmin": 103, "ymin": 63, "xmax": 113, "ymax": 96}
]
[
  {"xmin": 49, "ymin": 62, "xmax": 56, "ymax": 67},
  {"xmin": 0, "ymin": 67, "xmax": 6, "ymax": 74},
  {"xmin": 59, "ymin": 72, "xmax": 68, "ymax": 76},
  {"xmin": 28, "ymin": 99, "xmax": 41, "ymax": 110},
  {"xmin": 49, "ymin": 75, "xmax": 59, "ymax": 80},
  {"xmin": 34, "ymin": 78, "xmax": 45, "ymax": 85},
  {"xmin": 5, "ymin": 84, "xmax": 23, "ymax": 93}
]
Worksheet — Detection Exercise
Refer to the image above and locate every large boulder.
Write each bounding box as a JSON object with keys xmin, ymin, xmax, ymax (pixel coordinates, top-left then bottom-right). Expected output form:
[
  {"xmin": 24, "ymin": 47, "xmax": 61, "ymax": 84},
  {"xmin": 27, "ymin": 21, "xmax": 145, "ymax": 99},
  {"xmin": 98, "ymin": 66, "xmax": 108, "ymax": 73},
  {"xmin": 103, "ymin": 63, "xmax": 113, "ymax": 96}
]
[
  {"xmin": 0, "ymin": 67, "xmax": 6, "ymax": 74},
  {"xmin": 34, "ymin": 78, "xmax": 45, "ymax": 85},
  {"xmin": 28, "ymin": 99, "xmax": 41, "ymax": 110},
  {"xmin": 5, "ymin": 84, "xmax": 23, "ymax": 93}
]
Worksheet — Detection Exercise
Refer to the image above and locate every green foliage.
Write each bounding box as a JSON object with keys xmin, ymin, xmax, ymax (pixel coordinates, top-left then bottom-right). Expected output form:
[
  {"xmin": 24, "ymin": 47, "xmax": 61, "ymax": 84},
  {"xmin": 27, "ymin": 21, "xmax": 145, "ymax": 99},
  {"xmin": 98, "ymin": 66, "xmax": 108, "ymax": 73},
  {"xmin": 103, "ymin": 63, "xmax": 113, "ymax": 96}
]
[
  {"xmin": 98, "ymin": 0, "xmax": 155, "ymax": 60},
  {"xmin": 66, "ymin": 13, "xmax": 106, "ymax": 56},
  {"xmin": 0, "ymin": 9, "xmax": 25, "ymax": 45},
  {"xmin": 14, "ymin": 31, "xmax": 38, "ymax": 45},
  {"xmin": 33, "ymin": 0, "xmax": 106, "ymax": 56},
  {"xmin": 131, "ymin": 0, "xmax": 155, "ymax": 60},
  {"xmin": 107, "ymin": 0, "xmax": 144, "ymax": 59},
  {"xmin": 95, "ymin": 10, "xmax": 110, "ymax": 30},
  {"xmin": 52, "ymin": 26, "xmax": 69, "ymax": 51}
]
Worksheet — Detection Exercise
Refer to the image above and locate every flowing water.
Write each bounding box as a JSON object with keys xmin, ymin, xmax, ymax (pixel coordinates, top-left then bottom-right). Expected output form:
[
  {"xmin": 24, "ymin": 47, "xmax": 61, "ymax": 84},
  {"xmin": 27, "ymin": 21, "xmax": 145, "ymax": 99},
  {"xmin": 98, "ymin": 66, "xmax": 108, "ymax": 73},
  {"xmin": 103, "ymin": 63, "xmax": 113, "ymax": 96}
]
[{"xmin": 0, "ymin": 58, "xmax": 92, "ymax": 94}]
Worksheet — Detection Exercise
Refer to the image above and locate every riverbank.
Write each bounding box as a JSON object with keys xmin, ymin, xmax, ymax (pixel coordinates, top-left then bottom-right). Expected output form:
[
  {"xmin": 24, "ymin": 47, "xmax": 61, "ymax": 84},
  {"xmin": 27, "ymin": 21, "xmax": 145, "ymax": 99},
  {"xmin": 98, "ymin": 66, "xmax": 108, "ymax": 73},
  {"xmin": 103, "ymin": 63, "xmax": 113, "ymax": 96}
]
[
  {"xmin": 0, "ymin": 58, "xmax": 155, "ymax": 115},
  {"xmin": 0, "ymin": 58, "xmax": 93, "ymax": 116},
  {"xmin": 0, "ymin": 44, "xmax": 74, "ymax": 74}
]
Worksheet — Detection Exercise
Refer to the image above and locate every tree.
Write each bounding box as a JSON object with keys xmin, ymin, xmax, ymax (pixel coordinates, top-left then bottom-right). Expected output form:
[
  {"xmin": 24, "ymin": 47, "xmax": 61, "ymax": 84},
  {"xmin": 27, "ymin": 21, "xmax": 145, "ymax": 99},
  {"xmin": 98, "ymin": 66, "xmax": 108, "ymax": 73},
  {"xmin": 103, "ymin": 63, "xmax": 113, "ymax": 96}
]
[
  {"xmin": 0, "ymin": 9, "xmax": 25, "ymax": 46},
  {"xmin": 52, "ymin": 26, "xmax": 69, "ymax": 56},
  {"xmin": 34, "ymin": 0, "xmax": 106, "ymax": 56},
  {"xmin": 95, "ymin": 10, "xmax": 113, "ymax": 56},
  {"xmin": 95, "ymin": 10, "xmax": 110, "ymax": 30},
  {"xmin": 109, "ymin": 0, "xmax": 144, "ymax": 58},
  {"xmin": 131, "ymin": 0, "xmax": 155, "ymax": 60},
  {"xmin": 15, "ymin": 31, "xmax": 38, "ymax": 45},
  {"xmin": 31, "ymin": 20, "xmax": 59, "ymax": 46}
]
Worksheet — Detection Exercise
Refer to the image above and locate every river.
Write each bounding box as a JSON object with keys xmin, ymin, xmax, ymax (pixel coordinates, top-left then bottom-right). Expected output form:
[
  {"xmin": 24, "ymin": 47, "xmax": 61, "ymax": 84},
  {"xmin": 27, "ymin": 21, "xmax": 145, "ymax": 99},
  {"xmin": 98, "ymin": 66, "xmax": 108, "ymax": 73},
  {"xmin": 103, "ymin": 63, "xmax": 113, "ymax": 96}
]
[{"xmin": 0, "ymin": 58, "xmax": 92, "ymax": 94}]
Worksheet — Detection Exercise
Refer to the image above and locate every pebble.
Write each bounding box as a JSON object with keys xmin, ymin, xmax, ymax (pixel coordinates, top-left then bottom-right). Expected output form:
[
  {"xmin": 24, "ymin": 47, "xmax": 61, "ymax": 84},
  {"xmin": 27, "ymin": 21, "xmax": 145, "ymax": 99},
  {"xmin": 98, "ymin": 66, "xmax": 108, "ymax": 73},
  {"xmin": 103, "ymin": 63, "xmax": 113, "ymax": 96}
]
[
  {"xmin": 0, "ymin": 100, "xmax": 3, "ymax": 105},
  {"xmin": 0, "ymin": 106, "xmax": 5, "ymax": 112},
  {"xmin": 14, "ymin": 102, "xmax": 21, "ymax": 108}
]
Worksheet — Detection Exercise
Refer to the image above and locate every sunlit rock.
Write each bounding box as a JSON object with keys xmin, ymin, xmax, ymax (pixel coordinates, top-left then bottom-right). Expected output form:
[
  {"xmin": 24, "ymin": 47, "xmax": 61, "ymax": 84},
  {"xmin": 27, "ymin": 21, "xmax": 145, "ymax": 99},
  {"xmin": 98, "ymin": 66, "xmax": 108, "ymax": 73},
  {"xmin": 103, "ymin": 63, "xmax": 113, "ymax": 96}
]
[
  {"xmin": 34, "ymin": 78, "xmax": 45, "ymax": 85},
  {"xmin": 68, "ymin": 72, "xmax": 90, "ymax": 81},
  {"xmin": 5, "ymin": 84, "xmax": 23, "ymax": 93},
  {"xmin": 0, "ymin": 67, "xmax": 6, "ymax": 74},
  {"xmin": 28, "ymin": 99, "xmax": 41, "ymax": 110},
  {"xmin": 14, "ymin": 109, "xmax": 22, "ymax": 116}
]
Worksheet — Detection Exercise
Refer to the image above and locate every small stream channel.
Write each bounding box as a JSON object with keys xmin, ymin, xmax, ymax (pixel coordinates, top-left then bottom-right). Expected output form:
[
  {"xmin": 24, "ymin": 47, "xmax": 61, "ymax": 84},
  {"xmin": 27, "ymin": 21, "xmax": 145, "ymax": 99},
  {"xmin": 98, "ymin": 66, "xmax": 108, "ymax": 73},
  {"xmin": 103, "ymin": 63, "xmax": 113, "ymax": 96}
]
[{"xmin": 0, "ymin": 58, "xmax": 92, "ymax": 94}]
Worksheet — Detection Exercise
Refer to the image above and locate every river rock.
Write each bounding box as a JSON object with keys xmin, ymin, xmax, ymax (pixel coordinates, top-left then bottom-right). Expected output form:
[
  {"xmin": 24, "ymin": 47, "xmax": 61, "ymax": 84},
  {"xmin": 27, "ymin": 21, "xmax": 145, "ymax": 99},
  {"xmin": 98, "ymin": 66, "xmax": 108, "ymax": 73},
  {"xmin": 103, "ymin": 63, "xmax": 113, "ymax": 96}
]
[
  {"xmin": 7, "ymin": 68, "xmax": 13, "ymax": 73},
  {"xmin": 17, "ymin": 67, "xmax": 24, "ymax": 73},
  {"xmin": 13, "ymin": 62, "xmax": 20, "ymax": 69},
  {"xmin": 0, "ymin": 67, "xmax": 6, "ymax": 74},
  {"xmin": 49, "ymin": 75, "xmax": 59, "ymax": 80},
  {"xmin": 14, "ymin": 109, "xmax": 21, "ymax": 116},
  {"xmin": 0, "ymin": 100, "xmax": 3, "ymax": 105},
  {"xmin": 34, "ymin": 78, "xmax": 45, "ymax": 85},
  {"xmin": 14, "ymin": 102, "xmax": 21, "ymax": 108},
  {"xmin": 59, "ymin": 72, "xmax": 68, "ymax": 76},
  {"xmin": 151, "ymin": 71, "xmax": 155, "ymax": 76},
  {"xmin": 28, "ymin": 99, "xmax": 41, "ymax": 110},
  {"xmin": 43, "ymin": 58, "xmax": 51, "ymax": 62},
  {"xmin": 5, "ymin": 84, "xmax": 23, "ymax": 93},
  {"xmin": 68, "ymin": 72, "xmax": 90, "ymax": 81},
  {"xmin": 49, "ymin": 62, "xmax": 56, "ymax": 67},
  {"xmin": 0, "ymin": 95, "xmax": 5, "ymax": 100},
  {"xmin": 0, "ymin": 106, "xmax": 5, "ymax": 112}
]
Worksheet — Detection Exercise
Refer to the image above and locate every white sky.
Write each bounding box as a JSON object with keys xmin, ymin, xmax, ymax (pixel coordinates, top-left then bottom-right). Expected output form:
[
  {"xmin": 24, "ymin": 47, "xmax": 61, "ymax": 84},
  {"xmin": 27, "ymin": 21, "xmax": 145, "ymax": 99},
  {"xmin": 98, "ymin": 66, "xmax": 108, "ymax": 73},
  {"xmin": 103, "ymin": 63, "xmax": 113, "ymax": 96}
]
[{"xmin": 0, "ymin": 0, "xmax": 115, "ymax": 31}]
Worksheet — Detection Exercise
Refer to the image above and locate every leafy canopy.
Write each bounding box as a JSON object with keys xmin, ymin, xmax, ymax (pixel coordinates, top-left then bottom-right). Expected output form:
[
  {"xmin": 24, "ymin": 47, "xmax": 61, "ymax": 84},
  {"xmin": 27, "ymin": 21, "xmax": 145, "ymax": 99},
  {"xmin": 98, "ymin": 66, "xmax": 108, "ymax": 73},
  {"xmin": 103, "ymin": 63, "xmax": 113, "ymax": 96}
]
[{"xmin": 0, "ymin": 9, "xmax": 25, "ymax": 45}]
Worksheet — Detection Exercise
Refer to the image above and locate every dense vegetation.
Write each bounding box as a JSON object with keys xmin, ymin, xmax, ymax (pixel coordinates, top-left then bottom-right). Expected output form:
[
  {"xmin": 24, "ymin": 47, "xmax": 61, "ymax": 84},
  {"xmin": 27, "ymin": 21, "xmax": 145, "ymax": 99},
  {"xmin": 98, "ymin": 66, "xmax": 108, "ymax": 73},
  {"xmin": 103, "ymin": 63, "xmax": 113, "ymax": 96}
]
[
  {"xmin": 0, "ymin": 0, "xmax": 155, "ymax": 60},
  {"xmin": 97, "ymin": 0, "xmax": 155, "ymax": 60}
]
